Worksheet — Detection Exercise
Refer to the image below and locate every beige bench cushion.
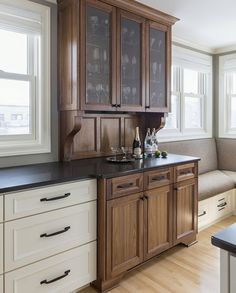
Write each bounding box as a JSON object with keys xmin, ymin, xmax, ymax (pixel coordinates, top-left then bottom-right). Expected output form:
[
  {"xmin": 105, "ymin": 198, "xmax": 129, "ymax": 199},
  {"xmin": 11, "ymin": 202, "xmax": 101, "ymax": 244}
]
[
  {"xmin": 217, "ymin": 138, "xmax": 236, "ymax": 172},
  {"xmin": 160, "ymin": 138, "xmax": 217, "ymax": 174},
  {"xmin": 222, "ymin": 171, "xmax": 236, "ymax": 185},
  {"xmin": 199, "ymin": 170, "xmax": 235, "ymax": 201}
]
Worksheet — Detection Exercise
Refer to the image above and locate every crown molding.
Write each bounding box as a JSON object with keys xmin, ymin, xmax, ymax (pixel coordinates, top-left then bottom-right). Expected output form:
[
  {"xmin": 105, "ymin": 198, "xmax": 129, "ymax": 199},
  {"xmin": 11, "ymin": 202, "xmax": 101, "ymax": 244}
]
[
  {"xmin": 172, "ymin": 36, "xmax": 214, "ymax": 54},
  {"xmin": 213, "ymin": 45, "xmax": 236, "ymax": 55}
]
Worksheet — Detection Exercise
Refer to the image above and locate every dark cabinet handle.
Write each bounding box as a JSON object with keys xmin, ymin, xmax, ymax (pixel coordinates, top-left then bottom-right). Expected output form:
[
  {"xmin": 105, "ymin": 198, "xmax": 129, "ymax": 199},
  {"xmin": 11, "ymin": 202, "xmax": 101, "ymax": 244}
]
[
  {"xmin": 40, "ymin": 193, "xmax": 71, "ymax": 202},
  {"xmin": 174, "ymin": 187, "xmax": 180, "ymax": 191},
  {"xmin": 112, "ymin": 104, "xmax": 117, "ymax": 107},
  {"xmin": 144, "ymin": 195, "xmax": 149, "ymax": 200},
  {"xmin": 145, "ymin": 106, "xmax": 150, "ymax": 109},
  {"xmin": 40, "ymin": 270, "xmax": 71, "ymax": 285},
  {"xmin": 152, "ymin": 175, "xmax": 166, "ymax": 182},
  {"xmin": 179, "ymin": 170, "xmax": 192, "ymax": 176},
  {"xmin": 217, "ymin": 202, "xmax": 227, "ymax": 208},
  {"xmin": 40, "ymin": 226, "xmax": 71, "ymax": 238},
  {"xmin": 198, "ymin": 211, "xmax": 206, "ymax": 217},
  {"xmin": 117, "ymin": 182, "xmax": 133, "ymax": 189},
  {"xmin": 117, "ymin": 104, "xmax": 121, "ymax": 108}
]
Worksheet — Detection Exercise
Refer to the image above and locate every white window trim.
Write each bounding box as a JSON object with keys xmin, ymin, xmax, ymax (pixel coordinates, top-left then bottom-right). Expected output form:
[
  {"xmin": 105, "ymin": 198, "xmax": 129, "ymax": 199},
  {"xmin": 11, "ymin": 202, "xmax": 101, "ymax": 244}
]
[
  {"xmin": 219, "ymin": 53, "xmax": 236, "ymax": 138},
  {"xmin": 0, "ymin": 0, "xmax": 51, "ymax": 157},
  {"xmin": 158, "ymin": 45, "xmax": 213, "ymax": 143}
]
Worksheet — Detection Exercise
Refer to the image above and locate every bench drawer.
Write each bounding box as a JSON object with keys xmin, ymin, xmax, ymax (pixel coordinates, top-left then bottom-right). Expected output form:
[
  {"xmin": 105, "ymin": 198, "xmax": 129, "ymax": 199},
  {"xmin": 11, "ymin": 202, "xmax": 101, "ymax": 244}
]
[
  {"xmin": 0, "ymin": 196, "xmax": 3, "ymax": 223},
  {"xmin": 5, "ymin": 241, "xmax": 96, "ymax": 293},
  {"xmin": 144, "ymin": 168, "xmax": 173, "ymax": 190},
  {"xmin": 5, "ymin": 179, "xmax": 97, "ymax": 221},
  {"xmin": 198, "ymin": 200, "xmax": 211, "ymax": 230},
  {"xmin": 0, "ymin": 224, "xmax": 3, "ymax": 275},
  {"xmin": 107, "ymin": 173, "xmax": 143, "ymax": 199},
  {"xmin": 5, "ymin": 202, "xmax": 97, "ymax": 271},
  {"xmin": 175, "ymin": 163, "xmax": 197, "ymax": 182}
]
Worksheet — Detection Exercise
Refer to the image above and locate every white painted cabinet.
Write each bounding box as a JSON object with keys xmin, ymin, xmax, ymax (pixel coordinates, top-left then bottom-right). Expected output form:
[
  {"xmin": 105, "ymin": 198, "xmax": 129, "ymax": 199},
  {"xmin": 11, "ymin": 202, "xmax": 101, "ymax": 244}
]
[
  {"xmin": 230, "ymin": 253, "xmax": 236, "ymax": 293},
  {"xmin": 0, "ymin": 196, "xmax": 3, "ymax": 223},
  {"xmin": 0, "ymin": 224, "xmax": 3, "ymax": 275},
  {"xmin": 0, "ymin": 275, "xmax": 3, "ymax": 293},
  {"xmin": 5, "ymin": 201, "xmax": 97, "ymax": 271},
  {"xmin": 5, "ymin": 241, "xmax": 96, "ymax": 293},
  {"xmin": 5, "ymin": 179, "xmax": 97, "ymax": 220}
]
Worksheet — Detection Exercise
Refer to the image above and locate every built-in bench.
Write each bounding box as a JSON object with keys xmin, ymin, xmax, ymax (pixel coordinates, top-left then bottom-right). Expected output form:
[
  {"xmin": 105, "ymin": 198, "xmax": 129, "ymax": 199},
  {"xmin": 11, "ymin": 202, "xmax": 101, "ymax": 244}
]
[{"xmin": 160, "ymin": 138, "xmax": 236, "ymax": 229}]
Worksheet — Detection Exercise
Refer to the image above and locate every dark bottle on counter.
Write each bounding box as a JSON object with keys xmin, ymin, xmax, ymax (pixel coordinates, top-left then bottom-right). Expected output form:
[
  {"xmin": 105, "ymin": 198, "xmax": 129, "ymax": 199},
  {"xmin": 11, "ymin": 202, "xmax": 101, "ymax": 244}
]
[{"xmin": 133, "ymin": 127, "xmax": 142, "ymax": 158}]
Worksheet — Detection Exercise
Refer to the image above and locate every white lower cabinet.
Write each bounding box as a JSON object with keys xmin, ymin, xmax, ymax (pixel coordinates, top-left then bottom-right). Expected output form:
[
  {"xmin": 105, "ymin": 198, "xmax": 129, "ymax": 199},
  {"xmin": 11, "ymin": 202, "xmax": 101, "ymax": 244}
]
[
  {"xmin": 0, "ymin": 224, "xmax": 3, "ymax": 275},
  {"xmin": 198, "ymin": 189, "xmax": 235, "ymax": 231},
  {"xmin": 5, "ymin": 201, "xmax": 97, "ymax": 271},
  {"xmin": 5, "ymin": 241, "xmax": 96, "ymax": 293},
  {"xmin": 0, "ymin": 275, "xmax": 3, "ymax": 293}
]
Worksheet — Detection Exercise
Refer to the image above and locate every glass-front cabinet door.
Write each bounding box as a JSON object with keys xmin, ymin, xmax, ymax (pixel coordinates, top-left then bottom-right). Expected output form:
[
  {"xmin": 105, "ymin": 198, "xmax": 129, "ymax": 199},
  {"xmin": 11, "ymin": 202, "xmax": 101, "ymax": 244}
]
[
  {"xmin": 117, "ymin": 11, "xmax": 145, "ymax": 112},
  {"xmin": 81, "ymin": 0, "xmax": 116, "ymax": 111},
  {"xmin": 146, "ymin": 22, "xmax": 170, "ymax": 112}
]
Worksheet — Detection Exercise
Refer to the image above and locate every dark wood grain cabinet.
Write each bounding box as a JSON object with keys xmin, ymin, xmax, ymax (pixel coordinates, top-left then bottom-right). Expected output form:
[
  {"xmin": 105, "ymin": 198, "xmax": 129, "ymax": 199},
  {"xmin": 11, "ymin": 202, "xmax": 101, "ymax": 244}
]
[
  {"xmin": 95, "ymin": 162, "xmax": 198, "ymax": 292},
  {"xmin": 58, "ymin": 0, "xmax": 178, "ymax": 113}
]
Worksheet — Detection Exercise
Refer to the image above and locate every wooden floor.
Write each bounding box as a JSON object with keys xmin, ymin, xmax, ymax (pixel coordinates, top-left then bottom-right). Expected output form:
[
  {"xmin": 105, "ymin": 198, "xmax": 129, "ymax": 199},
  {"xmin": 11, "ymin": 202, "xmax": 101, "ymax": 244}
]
[{"xmin": 80, "ymin": 216, "xmax": 236, "ymax": 293}]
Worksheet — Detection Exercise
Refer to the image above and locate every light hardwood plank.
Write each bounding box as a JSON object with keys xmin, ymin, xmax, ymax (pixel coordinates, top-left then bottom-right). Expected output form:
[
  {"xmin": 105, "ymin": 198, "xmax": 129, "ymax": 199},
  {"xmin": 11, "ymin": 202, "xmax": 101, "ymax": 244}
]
[{"xmin": 80, "ymin": 216, "xmax": 236, "ymax": 293}]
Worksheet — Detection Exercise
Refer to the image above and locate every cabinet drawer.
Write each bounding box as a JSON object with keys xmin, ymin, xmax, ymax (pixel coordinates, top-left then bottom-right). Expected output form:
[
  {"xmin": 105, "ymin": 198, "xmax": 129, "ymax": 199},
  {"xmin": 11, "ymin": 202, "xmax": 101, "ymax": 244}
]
[
  {"xmin": 107, "ymin": 173, "xmax": 143, "ymax": 199},
  {"xmin": 5, "ymin": 202, "xmax": 97, "ymax": 271},
  {"xmin": 0, "ymin": 196, "xmax": 3, "ymax": 223},
  {"xmin": 174, "ymin": 163, "xmax": 197, "ymax": 182},
  {"xmin": 144, "ymin": 168, "xmax": 173, "ymax": 190},
  {"xmin": 0, "ymin": 275, "xmax": 3, "ymax": 293},
  {"xmin": 213, "ymin": 192, "xmax": 233, "ymax": 220},
  {"xmin": 5, "ymin": 241, "xmax": 96, "ymax": 293},
  {"xmin": 5, "ymin": 179, "xmax": 97, "ymax": 221},
  {"xmin": 198, "ymin": 200, "xmax": 211, "ymax": 230},
  {"xmin": 0, "ymin": 224, "xmax": 3, "ymax": 275}
]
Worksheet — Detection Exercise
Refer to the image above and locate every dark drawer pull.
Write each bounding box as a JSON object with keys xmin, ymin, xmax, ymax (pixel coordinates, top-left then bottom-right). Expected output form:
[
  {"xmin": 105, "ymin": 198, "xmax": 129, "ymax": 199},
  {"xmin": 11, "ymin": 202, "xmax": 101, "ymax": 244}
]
[
  {"xmin": 218, "ymin": 198, "xmax": 225, "ymax": 202},
  {"xmin": 217, "ymin": 202, "xmax": 227, "ymax": 208},
  {"xmin": 40, "ymin": 270, "xmax": 71, "ymax": 285},
  {"xmin": 40, "ymin": 226, "xmax": 71, "ymax": 238},
  {"xmin": 179, "ymin": 170, "xmax": 192, "ymax": 176},
  {"xmin": 219, "ymin": 207, "xmax": 226, "ymax": 211},
  {"xmin": 117, "ymin": 182, "xmax": 134, "ymax": 189},
  {"xmin": 40, "ymin": 193, "xmax": 71, "ymax": 202},
  {"xmin": 198, "ymin": 211, "xmax": 207, "ymax": 217},
  {"xmin": 152, "ymin": 175, "xmax": 166, "ymax": 182}
]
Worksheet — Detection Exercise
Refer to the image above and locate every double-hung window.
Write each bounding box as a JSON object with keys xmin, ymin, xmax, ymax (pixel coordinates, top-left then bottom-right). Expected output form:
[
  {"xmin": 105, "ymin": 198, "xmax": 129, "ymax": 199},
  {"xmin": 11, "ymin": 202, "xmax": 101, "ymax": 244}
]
[
  {"xmin": 0, "ymin": 0, "xmax": 50, "ymax": 156},
  {"xmin": 219, "ymin": 54, "xmax": 236, "ymax": 137},
  {"xmin": 159, "ymin": 46, "xmax": 212, "ymax": 141}
]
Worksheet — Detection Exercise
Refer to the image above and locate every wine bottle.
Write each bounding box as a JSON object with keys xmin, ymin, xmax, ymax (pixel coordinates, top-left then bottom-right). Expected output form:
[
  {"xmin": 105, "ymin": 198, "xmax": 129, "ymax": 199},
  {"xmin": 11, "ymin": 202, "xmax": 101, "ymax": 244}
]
[
  {"xmin": 133, "ymin": 127, "xmax": 142, "ymax": 157},
  {"xmin": 144, "ymin": 128, "xmax": 152, "ymax": 157}
]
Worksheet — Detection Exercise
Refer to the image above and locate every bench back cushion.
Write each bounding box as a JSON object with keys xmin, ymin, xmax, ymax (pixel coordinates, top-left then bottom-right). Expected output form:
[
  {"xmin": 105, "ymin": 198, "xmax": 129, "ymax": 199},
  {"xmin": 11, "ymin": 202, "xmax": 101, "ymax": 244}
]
[
  {"xmin": 216, "ymin": 138, "xmax": 236, "ymax": 172},
  {"xmin": 159, "ymin": 138, "xmax": 217, "ymax": 174}
]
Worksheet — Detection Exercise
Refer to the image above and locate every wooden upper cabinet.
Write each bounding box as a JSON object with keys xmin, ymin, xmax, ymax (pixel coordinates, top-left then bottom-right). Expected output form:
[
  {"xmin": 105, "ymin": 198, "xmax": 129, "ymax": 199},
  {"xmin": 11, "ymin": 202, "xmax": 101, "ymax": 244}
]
[
  {"xmin": 80, "ymin": 0, "xmax": 116, "ymax": 111},
  {"xmin": 59, "ymin": 0, "xmax": 79, "ymax": 111},
  {"xmin": 116, "ymin": 10, "xmax": 146, "ymax": 112},
  {"xmin": 144, "ymin": 185, "xmax": 173, "ymax": 260},
  {"xmin": 146, "ymin": 22, "xmax": 171, "ymax": 113}
]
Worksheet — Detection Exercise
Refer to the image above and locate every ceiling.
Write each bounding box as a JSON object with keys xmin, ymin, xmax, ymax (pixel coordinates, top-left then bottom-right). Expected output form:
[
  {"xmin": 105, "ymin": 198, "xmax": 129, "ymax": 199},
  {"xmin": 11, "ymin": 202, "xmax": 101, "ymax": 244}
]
[{"xmin": 137, "ymin": 0, "xmax": 236, "ymax": 53}]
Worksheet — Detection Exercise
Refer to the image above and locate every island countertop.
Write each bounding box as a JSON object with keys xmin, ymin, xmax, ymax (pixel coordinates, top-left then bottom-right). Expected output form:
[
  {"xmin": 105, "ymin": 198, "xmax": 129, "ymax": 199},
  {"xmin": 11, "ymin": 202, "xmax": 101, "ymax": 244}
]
[
  {"xmin": 0, "ymin": 154, "xmax": 200, "ymax": 193},
  {"xmin": 212, "ymin": 223, "xmax": 236, "ymax": 254}
]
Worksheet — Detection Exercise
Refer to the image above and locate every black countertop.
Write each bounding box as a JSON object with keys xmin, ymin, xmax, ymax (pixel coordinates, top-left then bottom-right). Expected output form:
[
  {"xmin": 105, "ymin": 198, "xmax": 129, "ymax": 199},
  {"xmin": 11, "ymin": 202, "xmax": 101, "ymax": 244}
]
[
  {"xmin": 0, "ymin": 154, "xmax": 200, "ymax": 193},
  {"xmin": 212, "ymin": 223, "xmax": 236, "ymax": 254}
]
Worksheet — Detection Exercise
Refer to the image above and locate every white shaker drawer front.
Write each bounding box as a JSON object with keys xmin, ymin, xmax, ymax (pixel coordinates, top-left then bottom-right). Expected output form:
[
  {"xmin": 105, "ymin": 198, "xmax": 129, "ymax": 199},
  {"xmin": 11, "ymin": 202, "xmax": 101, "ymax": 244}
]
[
  {"xmin": 0, "ymin": 196, "xmax": 3, "ymax": 223},
  {"xmin": 5, "ymin": 201, "xmax": 97, "ymax": 271},
  {"xmin": 5, "ymin": 241, "xmax": 96, "ymax": 293},
  {"xmin": 0, "ymin": 275, "xmax": 3, "ymax": 293},
  {"xmin": 5, "ymin": 179, "xmax": 97, "ymax": 221},
  {"xmin": 0, "ymin": 224, "xmax": 3, "ymax": 275}
]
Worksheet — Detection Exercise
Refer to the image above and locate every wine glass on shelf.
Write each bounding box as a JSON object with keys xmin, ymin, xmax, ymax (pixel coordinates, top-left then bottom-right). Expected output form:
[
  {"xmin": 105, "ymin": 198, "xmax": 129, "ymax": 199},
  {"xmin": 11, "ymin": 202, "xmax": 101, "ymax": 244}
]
[
  {"xmin": 131, "ymin": 56, "xmax": 137, "ymax": 79},
  {"xmin": 132, "ymin": 87, "xmax": 137, "ymax": 104},
  {"xmin": 152, "ymin": 62, "xmax": 158, "ymax": 80},
  {"xmin": 121, "ymin": 54, "xmax": 129, "ymax": 80},
  {"xmin": 90, "ymin": 16, "xmax": 99, "ymax": 34}
]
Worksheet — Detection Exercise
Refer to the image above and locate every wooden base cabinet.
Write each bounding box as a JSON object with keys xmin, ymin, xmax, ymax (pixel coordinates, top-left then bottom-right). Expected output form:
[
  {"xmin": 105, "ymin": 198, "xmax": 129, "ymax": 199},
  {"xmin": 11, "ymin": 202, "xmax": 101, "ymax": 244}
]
[
  {"xmin": 94, "ymin": 162, "xmax": 198, "ymax": 292},
  {"xmin": 106, "ymin": 193, "xmax": 144, "ymax": 278},
  {"xmin": 144, "ymin": 185, "xmax": 173, "ymax": 260},
  {"xmin": 173, "ymin": 178, "xmax": 198, "ymax": 246}
]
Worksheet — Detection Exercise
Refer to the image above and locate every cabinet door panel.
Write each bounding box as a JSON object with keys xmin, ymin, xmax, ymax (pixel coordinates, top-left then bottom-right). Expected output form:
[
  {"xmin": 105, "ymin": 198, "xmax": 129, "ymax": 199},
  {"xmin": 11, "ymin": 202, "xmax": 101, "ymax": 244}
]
[
  {"xmin": 81, "ymin": 0, "xmax": 116, "ymax": 111},
  {"xmin": 106, "ymin": 193, "xmax": 143, "ymax": 278},
  {"xmin": 117, "ymin": 11, "xmax": 145, "ymax": 112},
  {"xmin": 174, "ymin": 178, "xmax": 198, "ymax": 245},
  {"xmin": 146, "ymin": 22, "xmax": 171, "ymax": 112},
  {"xmin": 144, "ymin": 185, "xmax": 172, "ymax": 260}
]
